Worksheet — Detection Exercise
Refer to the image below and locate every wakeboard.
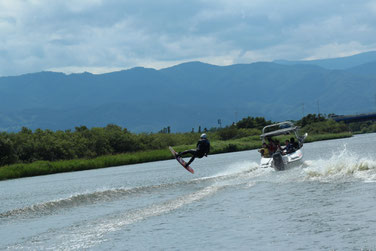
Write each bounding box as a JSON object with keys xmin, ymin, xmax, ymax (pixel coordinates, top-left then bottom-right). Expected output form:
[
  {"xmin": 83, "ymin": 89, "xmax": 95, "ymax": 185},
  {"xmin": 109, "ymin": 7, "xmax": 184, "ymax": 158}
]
[{"xmin": 169, "ymin": 146, "xmax": 194, "ymax": 174}]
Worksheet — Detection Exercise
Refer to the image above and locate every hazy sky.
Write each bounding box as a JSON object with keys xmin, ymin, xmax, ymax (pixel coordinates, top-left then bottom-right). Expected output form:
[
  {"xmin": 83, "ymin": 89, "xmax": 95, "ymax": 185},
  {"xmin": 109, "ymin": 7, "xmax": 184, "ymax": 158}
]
[{"xmin": 1, "ymin": 0, "xmax": 376, "ymax": 76}]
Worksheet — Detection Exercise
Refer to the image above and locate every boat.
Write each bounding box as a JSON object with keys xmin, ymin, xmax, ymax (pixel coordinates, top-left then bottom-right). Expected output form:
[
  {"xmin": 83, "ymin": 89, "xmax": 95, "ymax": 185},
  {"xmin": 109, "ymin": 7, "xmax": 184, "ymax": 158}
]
[{"xmin": 259, "ymin": 121, "xmax": 308, "ymax": 171}]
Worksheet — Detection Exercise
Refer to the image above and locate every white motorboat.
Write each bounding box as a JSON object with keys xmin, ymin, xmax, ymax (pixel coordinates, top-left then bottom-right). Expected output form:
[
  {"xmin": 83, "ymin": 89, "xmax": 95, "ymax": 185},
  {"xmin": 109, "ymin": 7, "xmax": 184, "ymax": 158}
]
[{"xmin": 259, "ymin": 121, "xmax": 307, "ymax": 171}]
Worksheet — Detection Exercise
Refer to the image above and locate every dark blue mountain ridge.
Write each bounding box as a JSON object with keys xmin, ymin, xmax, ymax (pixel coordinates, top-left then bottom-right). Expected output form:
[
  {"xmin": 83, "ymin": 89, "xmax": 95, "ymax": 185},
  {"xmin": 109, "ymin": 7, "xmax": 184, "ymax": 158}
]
[{"xmin": 0, "ymin": 51, "xmax": 376, "ymax": 132}]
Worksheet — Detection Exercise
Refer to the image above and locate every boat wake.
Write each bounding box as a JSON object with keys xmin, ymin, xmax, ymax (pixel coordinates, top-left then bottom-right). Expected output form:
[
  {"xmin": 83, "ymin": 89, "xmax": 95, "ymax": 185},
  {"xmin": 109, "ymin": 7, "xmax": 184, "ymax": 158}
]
[
  {"xmin": 39, "ymin": 184, "xmax": 224, "ymax": 250},
  {"xmin": 303, "ymin": 146, "xmax": 376, "ymax": 182},
  {"xmin": 0, "ymin": 161, "xmax": 261, "ymax": 220},
  {"xmin": 5, "ymin": 160, "xmax": 263, "ymax": 250}
]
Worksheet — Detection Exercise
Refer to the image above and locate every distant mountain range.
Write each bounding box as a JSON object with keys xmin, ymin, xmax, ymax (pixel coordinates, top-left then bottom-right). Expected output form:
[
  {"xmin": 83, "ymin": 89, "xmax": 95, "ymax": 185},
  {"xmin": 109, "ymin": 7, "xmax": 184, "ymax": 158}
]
[
  {"xmin": 1, "ymin": 51, "xmax": 376, "ymax": 132},
  {"xmin": 274, "ymin": 51, "xmax": 376, "ymax": 70}
]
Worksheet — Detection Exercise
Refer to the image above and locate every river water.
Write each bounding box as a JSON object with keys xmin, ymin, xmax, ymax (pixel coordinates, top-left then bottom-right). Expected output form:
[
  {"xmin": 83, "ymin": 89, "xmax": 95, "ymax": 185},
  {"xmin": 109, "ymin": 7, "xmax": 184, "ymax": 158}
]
[{"xmin": 1, "ymin": 133, "xmax": 376, "ymax": 250}]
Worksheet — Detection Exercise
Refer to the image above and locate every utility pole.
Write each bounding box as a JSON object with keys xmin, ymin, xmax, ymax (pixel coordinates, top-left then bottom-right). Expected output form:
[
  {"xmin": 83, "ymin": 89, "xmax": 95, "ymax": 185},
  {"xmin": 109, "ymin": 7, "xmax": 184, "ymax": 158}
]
[
  {"xmin": 317, "ymin": 100, "xmax": 320, "ymax": 115},
  {"xmin": 301, "ymin": 103, "xmax": 305, "ymax": 118}
]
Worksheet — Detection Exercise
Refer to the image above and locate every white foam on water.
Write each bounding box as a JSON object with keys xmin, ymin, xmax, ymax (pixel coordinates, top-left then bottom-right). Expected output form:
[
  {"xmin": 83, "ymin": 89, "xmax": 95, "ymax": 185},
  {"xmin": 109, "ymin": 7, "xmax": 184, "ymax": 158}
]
[{"xmin": 302, "ymin": 145, "xmax": 376, "ymax": 182}]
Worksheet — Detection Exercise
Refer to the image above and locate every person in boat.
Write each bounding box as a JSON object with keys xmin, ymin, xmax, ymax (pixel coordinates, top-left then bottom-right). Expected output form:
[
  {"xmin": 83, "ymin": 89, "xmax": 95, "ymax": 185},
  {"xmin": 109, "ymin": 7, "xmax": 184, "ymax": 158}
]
[
  {"xmin": 177, "ymin": 133, "xmax": 210, "ymax": 167},
  {"xmin": 258, "ymin": 143, "xmax": 270, "ymax": 157},
  {"xmin": 284, "ymin": 139, "xmax": 294, "ymax": 154},
  {"xmin": 290, "ymin": 137, "xmax": 299, "ymax": 149},
  {"xmin": 275, "ymin": 140, "xmax": 283, "ymax": 152},
  {"xmin": 267, "ymin": 137, "xmax": 277, "ymax": 153}
]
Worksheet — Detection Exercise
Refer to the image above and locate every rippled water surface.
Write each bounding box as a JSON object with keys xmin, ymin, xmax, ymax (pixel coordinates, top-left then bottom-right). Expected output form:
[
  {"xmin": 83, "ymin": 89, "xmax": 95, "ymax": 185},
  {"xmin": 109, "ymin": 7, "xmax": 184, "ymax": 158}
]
[{"xmin": 1, "ymin": 133, "xmax": 376, "ymax": 250}]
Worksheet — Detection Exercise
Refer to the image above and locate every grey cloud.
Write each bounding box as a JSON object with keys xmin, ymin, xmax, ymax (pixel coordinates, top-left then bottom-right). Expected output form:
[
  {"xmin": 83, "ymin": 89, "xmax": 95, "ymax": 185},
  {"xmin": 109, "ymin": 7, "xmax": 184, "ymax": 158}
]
[{"xmin": 0, "ymin": 0, "xmax": 375, "ymax": 76}]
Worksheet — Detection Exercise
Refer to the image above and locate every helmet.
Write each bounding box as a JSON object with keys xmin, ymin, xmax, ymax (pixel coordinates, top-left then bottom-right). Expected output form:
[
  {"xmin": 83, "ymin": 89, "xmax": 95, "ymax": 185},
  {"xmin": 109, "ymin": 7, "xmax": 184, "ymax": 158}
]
[{"xmin": 200, "ymin": 133, "xmax": 207, "ymax": 139}]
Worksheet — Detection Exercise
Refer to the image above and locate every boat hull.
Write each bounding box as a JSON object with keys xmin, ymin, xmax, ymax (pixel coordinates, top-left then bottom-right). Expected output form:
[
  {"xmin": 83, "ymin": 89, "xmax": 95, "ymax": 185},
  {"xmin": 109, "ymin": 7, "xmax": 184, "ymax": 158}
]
[{"xmin": 260, "ymin": 149, "xmax": 304, "ymax": 170}]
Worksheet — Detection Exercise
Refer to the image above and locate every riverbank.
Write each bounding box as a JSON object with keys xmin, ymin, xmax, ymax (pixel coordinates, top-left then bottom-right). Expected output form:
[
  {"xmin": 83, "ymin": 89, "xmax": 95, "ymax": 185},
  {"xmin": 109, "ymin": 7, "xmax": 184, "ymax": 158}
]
[{"xmin": 0, "ymin": 132, "xmax": 352, "ymax": 181}]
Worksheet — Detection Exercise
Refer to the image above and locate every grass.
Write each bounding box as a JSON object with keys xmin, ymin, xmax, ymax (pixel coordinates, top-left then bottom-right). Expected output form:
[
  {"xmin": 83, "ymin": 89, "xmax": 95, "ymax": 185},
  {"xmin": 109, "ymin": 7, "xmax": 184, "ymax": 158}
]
[
  {"xmin": 304, "ymin": 132, "xmax": 353, "ymax": 142},
  {"xmin": 0, "ymin": 132, "xmax": 353, "ymax": 181},
  {"xmin": 0, "ymin": 149, "xmax": 171, "ymax": 181}
]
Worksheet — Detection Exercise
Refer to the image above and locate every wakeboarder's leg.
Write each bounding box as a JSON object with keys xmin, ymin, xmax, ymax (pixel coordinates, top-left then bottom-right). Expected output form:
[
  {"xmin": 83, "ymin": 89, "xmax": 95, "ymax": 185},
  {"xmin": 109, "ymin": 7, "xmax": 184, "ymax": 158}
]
[
  {"xmin": 185, "ymin": 155, "xmax": 197, "ymax": 167},
  {"xmin": 179, "ymin": 149, "xmax": 196, "ymax": 157}
]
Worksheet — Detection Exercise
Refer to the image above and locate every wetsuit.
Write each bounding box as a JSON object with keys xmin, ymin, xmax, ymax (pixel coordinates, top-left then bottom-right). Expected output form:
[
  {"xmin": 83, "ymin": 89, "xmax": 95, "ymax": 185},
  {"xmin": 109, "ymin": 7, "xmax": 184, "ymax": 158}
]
[{"xmin": 179, "ymin": 138, "xmax": 210, "ymax": 166}]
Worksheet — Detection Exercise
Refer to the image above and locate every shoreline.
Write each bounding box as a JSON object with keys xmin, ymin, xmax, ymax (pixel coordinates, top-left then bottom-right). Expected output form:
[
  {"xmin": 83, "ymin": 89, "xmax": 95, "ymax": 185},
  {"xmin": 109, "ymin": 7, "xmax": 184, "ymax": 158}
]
[{"xmin": 0, "ymin": 132, "xmax": 352, "ymax": 181}]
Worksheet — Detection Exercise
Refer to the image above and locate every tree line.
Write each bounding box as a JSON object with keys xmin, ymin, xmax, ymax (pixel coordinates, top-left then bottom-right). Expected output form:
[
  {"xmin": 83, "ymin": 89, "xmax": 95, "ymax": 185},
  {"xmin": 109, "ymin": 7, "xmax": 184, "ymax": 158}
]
[
  {"xmin": 0, "ymin": 124, "xmax": 202, "ymax": 166},
  {"xmin": 0, "ymin": 115, "xmax": 369, "ymax": 167}
]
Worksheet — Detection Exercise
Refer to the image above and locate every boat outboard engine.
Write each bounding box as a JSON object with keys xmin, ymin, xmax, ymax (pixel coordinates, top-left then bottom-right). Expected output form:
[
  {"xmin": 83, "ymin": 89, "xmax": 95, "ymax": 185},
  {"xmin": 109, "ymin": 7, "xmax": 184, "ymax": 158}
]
[{"xmin": 272, "ymin": 151, "xmax": 285, "ymax": 171}]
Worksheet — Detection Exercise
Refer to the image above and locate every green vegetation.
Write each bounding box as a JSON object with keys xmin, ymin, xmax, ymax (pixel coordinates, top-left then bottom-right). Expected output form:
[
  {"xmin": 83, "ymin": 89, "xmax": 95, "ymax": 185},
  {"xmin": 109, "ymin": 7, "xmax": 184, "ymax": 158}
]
[
  {"xmin": 0, "ymin": 136, "xmax": 263, "ymax": 181},
  {"xmin": 0, "ymin": 114, "xmax": 364, "ymax": 181},
  {"xmin": 347, "ymin": 121, "xmax": 376, "ymax": 134}
]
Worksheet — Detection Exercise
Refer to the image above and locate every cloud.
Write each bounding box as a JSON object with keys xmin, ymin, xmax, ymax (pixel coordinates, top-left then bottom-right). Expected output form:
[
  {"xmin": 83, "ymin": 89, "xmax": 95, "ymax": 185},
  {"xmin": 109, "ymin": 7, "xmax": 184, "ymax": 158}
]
[
  {"xmin": 305, "ymin": 41, "xmax": 372, "ymax": 60},
  {"xmin": 0, "ymin": 0, "xmax": 376, "ymax": 76}
]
